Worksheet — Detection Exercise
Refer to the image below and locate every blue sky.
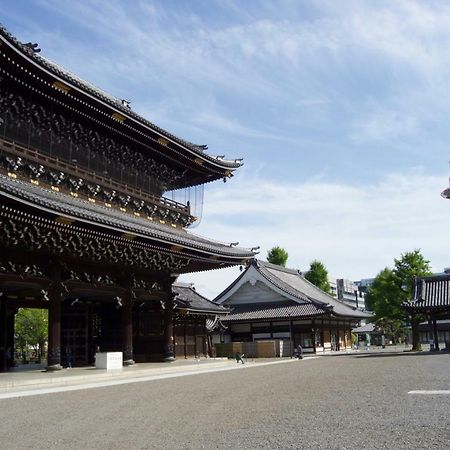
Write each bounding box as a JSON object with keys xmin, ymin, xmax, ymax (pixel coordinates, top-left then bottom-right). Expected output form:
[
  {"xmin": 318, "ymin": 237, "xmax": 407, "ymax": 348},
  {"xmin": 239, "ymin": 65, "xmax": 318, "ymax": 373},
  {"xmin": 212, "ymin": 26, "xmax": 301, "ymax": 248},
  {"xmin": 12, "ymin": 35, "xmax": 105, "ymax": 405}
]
[{"xmin": 3, "ymin": 0, "xmax": 450, "ymax": 297}]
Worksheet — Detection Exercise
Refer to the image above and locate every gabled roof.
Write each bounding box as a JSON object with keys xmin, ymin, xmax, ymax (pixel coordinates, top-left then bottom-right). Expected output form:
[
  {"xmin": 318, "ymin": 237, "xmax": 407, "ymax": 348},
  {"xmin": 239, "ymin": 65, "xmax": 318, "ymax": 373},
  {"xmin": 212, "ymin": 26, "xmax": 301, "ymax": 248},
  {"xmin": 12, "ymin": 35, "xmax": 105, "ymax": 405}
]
[
  {"xmin": 402, "ymin": 274, "xmax": 450, "ymax": 313},
  {"xmin": 215, "ymin": 259, "xmax": 371, "ymax": 320},
  {"xmin": 173, "ymin": 282, "xmax": 228, "ymax": 315}
]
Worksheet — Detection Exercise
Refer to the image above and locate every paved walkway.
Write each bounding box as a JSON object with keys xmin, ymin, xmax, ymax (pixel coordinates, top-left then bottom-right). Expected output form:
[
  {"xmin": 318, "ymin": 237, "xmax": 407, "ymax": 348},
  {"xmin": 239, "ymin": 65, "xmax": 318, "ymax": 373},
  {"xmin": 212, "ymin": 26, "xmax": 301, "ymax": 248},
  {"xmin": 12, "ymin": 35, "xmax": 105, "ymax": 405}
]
[
  {"xmin": 0, "ymin": 358, "xmax": 234, "ymax": 391},
  {"xmin": 0, "ymin": 357, "xmax": 319, "ymax": 398},
  {"xmin": 0, "ymin": 345, "xmax": 436, "ymax": 397}
]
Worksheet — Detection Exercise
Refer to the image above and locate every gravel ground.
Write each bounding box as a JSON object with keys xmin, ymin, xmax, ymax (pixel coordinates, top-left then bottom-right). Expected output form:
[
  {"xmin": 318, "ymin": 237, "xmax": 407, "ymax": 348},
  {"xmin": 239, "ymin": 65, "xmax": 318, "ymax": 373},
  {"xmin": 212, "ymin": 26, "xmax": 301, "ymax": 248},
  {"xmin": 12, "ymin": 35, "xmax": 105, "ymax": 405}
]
[{"xmin": 0, "ymin": 351, "xmax": 448, "ymax": 450}]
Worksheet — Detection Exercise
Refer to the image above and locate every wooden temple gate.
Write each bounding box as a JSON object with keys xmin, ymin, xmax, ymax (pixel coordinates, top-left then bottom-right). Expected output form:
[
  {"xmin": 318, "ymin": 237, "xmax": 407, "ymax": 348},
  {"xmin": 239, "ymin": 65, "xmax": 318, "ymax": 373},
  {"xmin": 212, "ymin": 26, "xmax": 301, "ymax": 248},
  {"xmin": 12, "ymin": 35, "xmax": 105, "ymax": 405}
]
[{"xmin": 0, "ymin": 24, "xmax": 256, "ymax": 371}]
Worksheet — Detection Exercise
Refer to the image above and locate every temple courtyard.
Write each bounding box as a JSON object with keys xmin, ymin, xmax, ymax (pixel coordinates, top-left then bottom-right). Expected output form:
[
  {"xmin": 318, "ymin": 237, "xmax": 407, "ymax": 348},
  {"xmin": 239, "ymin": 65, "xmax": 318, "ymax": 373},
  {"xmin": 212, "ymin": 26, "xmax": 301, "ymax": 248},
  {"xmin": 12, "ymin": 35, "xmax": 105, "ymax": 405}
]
[{"xmin": 0, "ymin": 350, "xmax": 448, "ymax": 449}]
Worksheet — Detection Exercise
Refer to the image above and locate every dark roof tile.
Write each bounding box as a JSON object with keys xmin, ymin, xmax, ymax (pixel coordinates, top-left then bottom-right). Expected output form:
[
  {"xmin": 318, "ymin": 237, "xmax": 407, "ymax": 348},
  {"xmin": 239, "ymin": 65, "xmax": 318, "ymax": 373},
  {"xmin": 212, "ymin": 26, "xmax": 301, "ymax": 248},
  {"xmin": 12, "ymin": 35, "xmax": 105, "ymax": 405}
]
[
  {"xmin": 403, "ymin": 274, "xmax": 450, "ymax": 312},
  {"xmin": 173, "ymin": 282, "xmax": 228, "ymax": 314},
  {"xmin": 224, "ymin": 302, "xmax": 326, "ymax": 322},
  {"xmin": 0, "ymin": 174, "xmax": 256, "ymax": 259}
]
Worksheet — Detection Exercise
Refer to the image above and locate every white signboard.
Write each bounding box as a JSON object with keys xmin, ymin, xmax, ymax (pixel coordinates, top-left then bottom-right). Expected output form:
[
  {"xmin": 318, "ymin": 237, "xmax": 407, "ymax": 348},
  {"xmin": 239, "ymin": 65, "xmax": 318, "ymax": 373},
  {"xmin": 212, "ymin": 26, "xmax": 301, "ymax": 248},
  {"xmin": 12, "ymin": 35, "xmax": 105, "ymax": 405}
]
[{"xmin": 95, "ymin": 352, "xmax": 123, "ymax": 370}]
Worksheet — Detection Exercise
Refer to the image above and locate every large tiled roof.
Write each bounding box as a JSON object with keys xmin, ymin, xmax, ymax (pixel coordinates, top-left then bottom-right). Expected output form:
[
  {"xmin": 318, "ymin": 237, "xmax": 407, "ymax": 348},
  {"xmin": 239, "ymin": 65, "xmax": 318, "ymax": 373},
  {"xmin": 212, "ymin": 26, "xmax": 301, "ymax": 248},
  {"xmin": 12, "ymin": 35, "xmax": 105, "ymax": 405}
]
[
  {"xmin": 0, "ymin": 24, "xmax": 240, "ymax": 169},
  {"xmin": 173, "ymin": 282, "xmax": 228, "ymax": 315},
  {"xmin": 0, "ymin": 174, "xmax": 256, "ymax": 259},
  {"xmin": 403, "ymin": 274, "xmax": 450, "ymax": 313},
  {"xmin": 224, "ymin": 301, "xmax": 327, "ymax": 322}
]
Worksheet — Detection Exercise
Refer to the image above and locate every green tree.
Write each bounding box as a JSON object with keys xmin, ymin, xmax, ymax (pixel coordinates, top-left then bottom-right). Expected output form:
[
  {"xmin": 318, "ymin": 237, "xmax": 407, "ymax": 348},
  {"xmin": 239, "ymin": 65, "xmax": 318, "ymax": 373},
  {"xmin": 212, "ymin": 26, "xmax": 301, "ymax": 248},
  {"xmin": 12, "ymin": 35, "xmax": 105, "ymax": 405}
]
[
  {"xmin": 364, "ymin": 268, "xmax": 407, "ymax": 343},
  {"xmin": 366, "ymin": 250, "xmax": 432, "ymax": 348},
  {"xmin": 304, "ymin": 260, "xmax": 332, "ymax": 294},
  {"xmin": 15, "ymin": 308, "xmax": 48, "ymax": 361},
  {"xmin": 266, "ymin": 246, "xmax": 288, "ymax": 267}
]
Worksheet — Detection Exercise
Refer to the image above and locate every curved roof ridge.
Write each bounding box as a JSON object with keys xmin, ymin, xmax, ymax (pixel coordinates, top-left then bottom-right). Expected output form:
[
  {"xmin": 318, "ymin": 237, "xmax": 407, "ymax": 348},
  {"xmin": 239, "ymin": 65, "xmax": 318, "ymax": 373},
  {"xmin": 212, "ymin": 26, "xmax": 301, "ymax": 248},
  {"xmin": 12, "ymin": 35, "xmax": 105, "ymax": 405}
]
[
  {"xmin": 0, "ymin": 23, "xmax": 242, "ymax": 170},
  {"xmin": 0, "ymin": 174, "xmax": 257, "ymax": 259},
  {"xmin": 257, "ymin": 259, "xmax": 301, "ymax": 275},
  {"xmin": 255, "ymin": 260, "xmax": 325, "ymax": 307},
  {"xmin": 256, "ymin": 259, "xmax": 371, "ymax": 319},
  {"xmin": 172, "ymin": 283, "xmax": 228, "ymax": 313}
]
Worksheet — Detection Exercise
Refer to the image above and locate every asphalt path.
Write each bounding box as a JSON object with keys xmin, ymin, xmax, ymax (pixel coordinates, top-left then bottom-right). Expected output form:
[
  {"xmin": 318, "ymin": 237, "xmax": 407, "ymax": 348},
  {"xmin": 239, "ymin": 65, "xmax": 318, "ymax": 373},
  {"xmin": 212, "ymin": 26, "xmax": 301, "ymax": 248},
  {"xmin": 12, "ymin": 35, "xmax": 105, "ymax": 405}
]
[{"xmin": 0, "ymin": 352, "xmax": 448, "ymax": 449}]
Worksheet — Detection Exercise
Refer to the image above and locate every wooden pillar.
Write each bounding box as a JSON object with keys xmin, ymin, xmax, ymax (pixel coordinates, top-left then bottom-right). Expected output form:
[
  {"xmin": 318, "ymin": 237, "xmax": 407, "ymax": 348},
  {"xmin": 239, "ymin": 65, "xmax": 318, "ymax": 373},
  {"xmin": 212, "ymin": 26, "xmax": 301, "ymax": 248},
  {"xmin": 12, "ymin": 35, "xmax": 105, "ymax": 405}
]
[
  {"xmin": 427, "ymin": 315, "xmax": 433, "ymax": 350},
  {"xmin": 183, "ymin": 319, "xmax": 187, "ymax": 359},
  {"xmin": 121, "ymin": 287, "xmax": 135, "ymax": 365},
  {"xmin": 432, "ymin": 316, "xmax": 440, "ymax": 351},
  {"xmin": 0, "ymin": 297, "xmax": 7, "ymax": 372},
  {"xmin": 321, "ymin": 318, "xmax": 324, "ymax": 350},
  {"xmin": 194, "ymin": 317, "xmax": 198, "ymax": 357},
  {"xmin": 288, "ymin": 316, "xmax": 294, "ymax": 356},
  {"xmin": 312, "ymin": 319, "xmax": 316, "ymax": 354},
  {"xmin": 163, "ymin": 279, "xmax": 176, "ymax": 362},
  {"xmin": 47, "ymin": 264, "xmax": 63, "ymax": 370},
  {"xmin": 7, "ymin": 310, "xmax": 15, "ymax": 366},
  {"xmin": 87, "ymin": 303, "xmax": 94, "ymax": 365}
]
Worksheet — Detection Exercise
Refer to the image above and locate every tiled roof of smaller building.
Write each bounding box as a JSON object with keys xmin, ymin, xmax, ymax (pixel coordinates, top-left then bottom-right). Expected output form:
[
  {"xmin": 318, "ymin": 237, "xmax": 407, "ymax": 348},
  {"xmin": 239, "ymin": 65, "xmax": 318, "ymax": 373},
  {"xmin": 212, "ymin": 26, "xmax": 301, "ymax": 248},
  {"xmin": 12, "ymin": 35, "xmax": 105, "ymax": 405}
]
[
  {"xmin": 403, "ymin": 274, "xmax": 450, "ymax": 312},
  {"xmin": 224, "ymin": 301, "xmax": 327, "ymax": 322},
  {"xmin": 0, "ymin": 175, "xmax": 256, "ymax": 259},
  {"xmin": 173, "ymin": 282, "xmax": 228, "ymax": 315},
  {"xmin": 352, "ymin": 323, "xmax": 377, "ymax": 333},
  {"xmin": 253, "ymin": 260, "xmax": 371, "ymax": 319}
]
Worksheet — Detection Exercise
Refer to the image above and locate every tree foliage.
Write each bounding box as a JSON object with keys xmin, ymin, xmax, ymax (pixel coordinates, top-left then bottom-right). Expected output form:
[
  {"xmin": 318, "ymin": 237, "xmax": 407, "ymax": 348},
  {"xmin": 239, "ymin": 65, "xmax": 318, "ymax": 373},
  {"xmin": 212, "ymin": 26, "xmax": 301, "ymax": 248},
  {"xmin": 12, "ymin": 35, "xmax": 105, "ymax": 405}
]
[
  {"xmin": 304, "ymin": 260, "xmax": 332, "ymax": 294},
  {"xmin": 365, "ymin": 249, "xmax": 432, "ymax": 346},
  {"xmin": 15, "ymin": 308, "xmax": 48, "ymax": 359},
  {"xmin": 266, "ymin": 246, "xmax": 288, "ymax": 267}
]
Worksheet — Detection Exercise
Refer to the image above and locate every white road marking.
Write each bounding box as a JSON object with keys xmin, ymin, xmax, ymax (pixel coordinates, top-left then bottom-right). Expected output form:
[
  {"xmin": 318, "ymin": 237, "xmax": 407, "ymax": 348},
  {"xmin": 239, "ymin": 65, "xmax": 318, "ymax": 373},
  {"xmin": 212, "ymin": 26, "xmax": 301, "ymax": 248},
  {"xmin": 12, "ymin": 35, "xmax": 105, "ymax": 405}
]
[
  {"xmin": 408, "ymin": 390, "xmax": 450, "ymax": 395},
  {"xmin": 0, "ymin": 357, "xmax": 320, "ymax": 399}
]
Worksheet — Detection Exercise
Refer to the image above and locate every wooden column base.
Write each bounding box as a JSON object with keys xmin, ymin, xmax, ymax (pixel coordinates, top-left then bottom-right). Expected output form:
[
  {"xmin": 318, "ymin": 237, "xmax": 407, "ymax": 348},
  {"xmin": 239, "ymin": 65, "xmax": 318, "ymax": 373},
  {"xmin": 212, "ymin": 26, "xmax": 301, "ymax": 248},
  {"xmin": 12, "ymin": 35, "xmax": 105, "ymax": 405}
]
[
  {"xmin": 47, "ymin": 349, "xmax": 62, "ymax": 371},
  {"xmin": 123, "ymin": 345, "xmax": 135, "ymax": 366},
  {"xmin": 163, "ymin": 341, "xmax": 175, "ymax": 362}
]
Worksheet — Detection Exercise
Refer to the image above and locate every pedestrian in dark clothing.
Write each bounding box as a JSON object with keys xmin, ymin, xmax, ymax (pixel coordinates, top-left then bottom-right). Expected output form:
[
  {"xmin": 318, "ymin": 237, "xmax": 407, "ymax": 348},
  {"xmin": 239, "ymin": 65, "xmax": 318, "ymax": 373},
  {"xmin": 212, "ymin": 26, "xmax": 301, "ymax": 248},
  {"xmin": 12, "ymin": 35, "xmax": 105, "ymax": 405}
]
[
  {"xmin": 294, "ymin": 344, "xmax": 303, "ymax": 359},
  {"xmin": 65, "ymin": 347, "xmax": 73, "ymax": 369}
]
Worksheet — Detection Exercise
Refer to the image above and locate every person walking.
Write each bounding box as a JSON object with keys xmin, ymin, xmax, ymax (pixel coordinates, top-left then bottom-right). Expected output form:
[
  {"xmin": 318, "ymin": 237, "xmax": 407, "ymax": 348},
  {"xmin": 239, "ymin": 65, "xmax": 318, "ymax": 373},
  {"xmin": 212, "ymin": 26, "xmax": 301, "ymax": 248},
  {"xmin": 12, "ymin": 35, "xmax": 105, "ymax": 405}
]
[
  {"xmin": 65, "ymin": 347, "xmax": 73, "ymax": 369},
  {"xmin": 295, "ymin": 344, "xmax": 303, "ymax": 359}
]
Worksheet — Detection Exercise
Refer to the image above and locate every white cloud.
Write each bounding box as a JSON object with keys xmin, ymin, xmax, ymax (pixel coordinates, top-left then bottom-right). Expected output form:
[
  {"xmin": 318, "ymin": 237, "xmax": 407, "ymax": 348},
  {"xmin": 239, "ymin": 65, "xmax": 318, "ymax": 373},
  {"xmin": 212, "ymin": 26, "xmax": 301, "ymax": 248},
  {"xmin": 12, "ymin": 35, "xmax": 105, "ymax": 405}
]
[
  {"xmin": 350, "ymin": 107, "xmax": 419, "ymax": 143},
  {"xmin": 18, "ymin": 0, "xmax": 450, "ymax": 146}
]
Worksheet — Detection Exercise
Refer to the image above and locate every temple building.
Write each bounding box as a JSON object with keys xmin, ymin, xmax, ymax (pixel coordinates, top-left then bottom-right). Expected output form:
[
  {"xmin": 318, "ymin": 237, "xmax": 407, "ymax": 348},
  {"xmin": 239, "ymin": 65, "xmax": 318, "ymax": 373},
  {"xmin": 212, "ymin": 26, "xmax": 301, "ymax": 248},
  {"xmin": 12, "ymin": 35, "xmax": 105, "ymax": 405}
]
[
  {"xmin": 402, "ymin": 274, "xmax": 450, "ymax": 351},
  {"xmin": 172, "ymin": 282, "xmax": 229, "ymax": 359},
  {"xmin": 214, "ymin": 260, "xmax": 371, "ymax": 355},
  {"xmin": 0, "ymin": 24, "xmax": 256, "ymax": 371}
]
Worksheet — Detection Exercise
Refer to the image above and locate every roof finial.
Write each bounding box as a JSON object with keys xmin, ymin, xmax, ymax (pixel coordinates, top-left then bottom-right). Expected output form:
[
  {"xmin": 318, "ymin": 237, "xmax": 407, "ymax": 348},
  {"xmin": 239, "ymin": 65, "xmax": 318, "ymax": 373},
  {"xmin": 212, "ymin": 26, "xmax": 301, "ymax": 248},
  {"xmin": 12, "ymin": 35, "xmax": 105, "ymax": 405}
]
[{"xmin": 24, "ymin": 42, "xmax": 41, "ymax": 53}]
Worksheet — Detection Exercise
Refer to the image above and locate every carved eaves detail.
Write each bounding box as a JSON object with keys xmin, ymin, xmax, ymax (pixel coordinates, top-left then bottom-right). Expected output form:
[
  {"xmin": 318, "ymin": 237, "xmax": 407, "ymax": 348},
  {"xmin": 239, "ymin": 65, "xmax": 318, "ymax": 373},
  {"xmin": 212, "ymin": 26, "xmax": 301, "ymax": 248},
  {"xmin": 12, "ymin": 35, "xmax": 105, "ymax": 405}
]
[
  {"xmin": 0, "ymin": 151, "xmax": 196, "ymax": 228},
  {"xmin": 0, "ymin": 89, "xmax": 188, "ymax": 192},
  {"xmin": 0, "ymin": 216, "xmax": 191, "ymax": 273}
]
